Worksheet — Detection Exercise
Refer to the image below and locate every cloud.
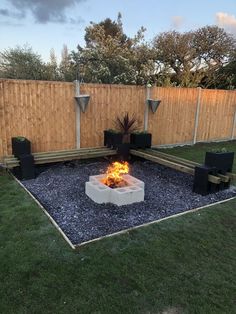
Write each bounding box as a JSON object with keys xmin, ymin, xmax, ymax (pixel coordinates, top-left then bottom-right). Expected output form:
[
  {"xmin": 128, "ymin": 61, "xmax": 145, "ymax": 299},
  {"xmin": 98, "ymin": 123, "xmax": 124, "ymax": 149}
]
[
  {"xmin": 0, "ymin": 0, "xmax": 85, "ymax": 24},
  {"xmin": 0, "ymin": 8, "xmax": 10, "ymax": 16},
  {"xmin": 171, "ymin": 16, "xmax": 184, "ymax": 29},
  {"xmin": 216, "ymin": 12, "xmax": 236, "ymax": 35},
  {"xmin": 0, "ymin": 8, "xmax": 24, "ymax": 18}
]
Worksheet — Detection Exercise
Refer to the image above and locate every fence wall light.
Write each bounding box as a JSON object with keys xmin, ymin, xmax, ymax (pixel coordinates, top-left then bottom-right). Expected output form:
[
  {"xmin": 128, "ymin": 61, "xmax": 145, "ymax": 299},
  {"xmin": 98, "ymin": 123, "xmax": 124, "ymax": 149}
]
[
  {"xmin": 75, "ymin": 95, "xmax": 90, "ymax": 113},
  {"xmin": 147, "ymin": 99, "xmax": 161, "ymax": 113},
  {"xmin": 74, "ymin": 80, "xmax": 90, "ymax": 113}
]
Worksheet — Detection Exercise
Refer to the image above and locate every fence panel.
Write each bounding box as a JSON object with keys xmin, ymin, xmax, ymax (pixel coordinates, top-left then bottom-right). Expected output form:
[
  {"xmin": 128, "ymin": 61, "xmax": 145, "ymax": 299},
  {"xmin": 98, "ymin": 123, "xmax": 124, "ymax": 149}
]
[
  {"xmin": 196, "ymin": 89, "xmax": 236, "ymax": 142},
  {"xmin": 149, "ymin": 87, "xmax": 198, "ymax": 145},
  {"xmin": 80, "ymin": 84, "xmax": 145, "ymax": 148},
  {"xmin": 0, "ymin": 79, "xmax": 76, "ymax": 158}
]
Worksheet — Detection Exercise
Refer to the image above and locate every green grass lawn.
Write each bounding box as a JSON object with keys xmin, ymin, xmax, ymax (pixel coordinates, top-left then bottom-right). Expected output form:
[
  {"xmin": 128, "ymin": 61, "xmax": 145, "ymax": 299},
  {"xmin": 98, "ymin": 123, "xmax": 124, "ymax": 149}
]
[{"xmin": 0, "ymin": 141, "xmax": 236, "ymax": 314}]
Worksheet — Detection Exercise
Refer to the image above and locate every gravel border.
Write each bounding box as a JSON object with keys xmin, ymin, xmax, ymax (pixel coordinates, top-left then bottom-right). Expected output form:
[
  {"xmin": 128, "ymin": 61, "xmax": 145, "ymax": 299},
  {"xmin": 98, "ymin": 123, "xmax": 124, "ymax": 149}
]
[{"xmin": 22, "ymin": 160, "xmax": 236, "ymax": 245}]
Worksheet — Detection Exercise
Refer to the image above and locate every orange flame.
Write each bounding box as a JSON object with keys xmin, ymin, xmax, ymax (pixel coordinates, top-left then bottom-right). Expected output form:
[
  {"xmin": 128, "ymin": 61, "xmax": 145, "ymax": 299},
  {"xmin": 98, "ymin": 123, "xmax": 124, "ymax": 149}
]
[{"xmin": 102, "ymin": 161, "xmax": 129, "ymax": 188}]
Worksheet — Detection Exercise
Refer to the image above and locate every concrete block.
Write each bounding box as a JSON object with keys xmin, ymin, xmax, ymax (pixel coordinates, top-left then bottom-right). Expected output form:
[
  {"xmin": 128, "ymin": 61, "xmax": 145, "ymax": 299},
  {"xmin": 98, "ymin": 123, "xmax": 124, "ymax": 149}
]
[{"xmin": 85, "ymin": 174, "xmax": 144, "ymax": 206}]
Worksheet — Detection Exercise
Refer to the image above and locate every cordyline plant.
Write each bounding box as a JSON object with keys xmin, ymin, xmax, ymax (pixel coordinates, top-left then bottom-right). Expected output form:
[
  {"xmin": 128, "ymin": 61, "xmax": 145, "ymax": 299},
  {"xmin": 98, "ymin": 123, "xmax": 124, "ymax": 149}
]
[{"xmin": 115, "ymin": 113, "xmax": 140, "ymax": 143}]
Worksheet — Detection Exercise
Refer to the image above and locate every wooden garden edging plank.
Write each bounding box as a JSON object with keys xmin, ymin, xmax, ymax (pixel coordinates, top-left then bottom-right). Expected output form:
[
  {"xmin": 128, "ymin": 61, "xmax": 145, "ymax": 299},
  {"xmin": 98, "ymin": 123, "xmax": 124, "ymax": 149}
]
[
  {"xmin": 3, "ymin": 147, "xmax": 109, "ymax": 161},
  {"xmin": 5, "ymin": 146, "xmax": 106, "ymax": 158},
  {"xmin": 131, "ymin": 149, "xmax": 196, "ymax": 175},
  {"xmin": 34, "ymin": 151, "xmax": 116, "ymax": 164},
  {"xmin": 146, "ymin": 149, "xmax": 230, "ymax": 183},
  {"xmin": 3, "ymin": 147, "xmax": 117, "ymax": 168},
  {"xmin": 33, "ymin": 146, "xmax": 107, "ymax": 157},
  {"xmin": 146, "ymin": 149, "xmax": 199, "ymax": 166},
  {"xmin": 74, "ymin": 195, "xmax": 236, "ymax": 248},
  {"xmin": 130, "ymin": 149, "xmax": 221, "ymax": 184}
]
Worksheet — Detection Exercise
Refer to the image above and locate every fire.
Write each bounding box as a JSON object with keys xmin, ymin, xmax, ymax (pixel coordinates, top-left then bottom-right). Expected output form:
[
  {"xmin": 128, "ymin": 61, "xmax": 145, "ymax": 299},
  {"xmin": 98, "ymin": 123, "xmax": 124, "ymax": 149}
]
[{"xmin": 102, "ymin": 161, "xmax": 129, "ymax": 188}]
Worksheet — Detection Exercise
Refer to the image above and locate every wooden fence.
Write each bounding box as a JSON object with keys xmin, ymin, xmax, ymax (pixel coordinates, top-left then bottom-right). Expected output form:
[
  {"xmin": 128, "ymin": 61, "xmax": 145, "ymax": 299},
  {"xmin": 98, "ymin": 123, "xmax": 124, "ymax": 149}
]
[
  {"xmin": 150, "ymin": 87, "xmax": 236, "ymax": 145},
  {"xmin": 0, "ymin": 79, "xmax": 236, "ymax": 160}
]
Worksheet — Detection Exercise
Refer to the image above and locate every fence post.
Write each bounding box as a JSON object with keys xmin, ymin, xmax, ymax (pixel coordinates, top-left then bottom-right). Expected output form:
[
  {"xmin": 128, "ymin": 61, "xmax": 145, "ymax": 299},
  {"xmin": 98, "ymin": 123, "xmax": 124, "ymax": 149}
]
[
  {"xmin": 144, "ymin": 86, "xmax": 151, "ymax": 131},
  {"xmin": 75, "ymin": 80, "xmax": 80, "ymax": 148},
  {"xmin": 231, "ymin": 109, "xmax": 236, "ymax": 140},
  {"xmin": 193, "ymin": 87, "xmax": 202, "ymax": 144}
]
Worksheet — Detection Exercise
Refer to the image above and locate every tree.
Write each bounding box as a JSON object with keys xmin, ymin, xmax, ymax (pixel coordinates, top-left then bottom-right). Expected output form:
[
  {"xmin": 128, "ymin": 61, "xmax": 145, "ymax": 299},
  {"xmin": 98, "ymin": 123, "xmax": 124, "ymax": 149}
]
[
  {"xmin": 153, "ymin": 26, "xmax": 235, "ymax": 88},
  {"xmin": 78, "ymin": 14, "xmax": 133, "ymax": 84},
  {"xmin": 44, "ymin": 48, "xmax": 61, "ymax": 81},
  {"xmin": 217, "ymin": 50, "xmax": 236, "ymax": 89},
  {"xmin": 153, "ymin": 30, "xmax": 198, "ymax": 87},
  {"xmin": 0, "ymin": 45, "xmax": 46, "ymax": 80},
  {"xmin": 76, "ymin": 14, "xmax": 156, "ymax": 85},
  {"xmin": 192, "ymin": 26, "xmax": 235, "ymax": 88},
  {"xmin": 84, "ymin": 13, "xmax": 130, "ymax": 48},
  {"xmin": 59, "ymin": 44, "xmax": 76, "ymax": 81}
]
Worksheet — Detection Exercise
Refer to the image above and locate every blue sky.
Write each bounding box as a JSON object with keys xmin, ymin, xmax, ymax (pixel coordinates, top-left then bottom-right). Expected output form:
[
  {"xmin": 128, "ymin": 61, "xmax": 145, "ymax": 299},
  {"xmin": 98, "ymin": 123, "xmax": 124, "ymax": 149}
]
[{"xmin": 0, "ymin": 0, "xmax": 236, "ymax": 61}]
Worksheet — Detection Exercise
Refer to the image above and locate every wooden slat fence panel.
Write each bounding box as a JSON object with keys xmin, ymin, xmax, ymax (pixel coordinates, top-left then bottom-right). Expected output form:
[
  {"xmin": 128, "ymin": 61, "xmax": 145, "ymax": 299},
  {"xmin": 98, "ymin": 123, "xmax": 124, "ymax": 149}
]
[
  {"xmin": 149, "ymin": 87, "xmax": 198, "ymax": 145},
  {"xmin": 80, "ymin": 84, "xmax": 145, "ymax": 148},
  {"xmin": 0, "ymin": 79, "xmax": 76, "ymax": 159},
  {"xmin": 197, "ymin": 89, "xmax": 236, "ymax": 141}
]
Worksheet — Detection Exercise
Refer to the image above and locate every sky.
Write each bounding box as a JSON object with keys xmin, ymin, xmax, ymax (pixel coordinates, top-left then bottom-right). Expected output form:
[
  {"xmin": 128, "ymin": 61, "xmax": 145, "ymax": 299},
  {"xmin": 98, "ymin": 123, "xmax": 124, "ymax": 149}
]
[{"xmin": 0, "ymin": 0, "xmax": 236, "ymax": 62}]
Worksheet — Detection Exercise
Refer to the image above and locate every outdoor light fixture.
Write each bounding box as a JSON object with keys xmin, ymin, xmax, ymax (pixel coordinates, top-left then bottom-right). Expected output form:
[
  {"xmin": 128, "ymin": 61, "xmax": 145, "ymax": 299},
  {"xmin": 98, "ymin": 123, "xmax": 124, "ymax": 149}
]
[
  {"xmin": 75, "ymin": 95, "xmax": 90, "ymax": 113},
  {"xmin": 147, "ymin": 99, "xmax": 161, "ymax": 113},
  {"xmin": 74, "ymin": 80, "xmax": 90, "ymax": 113}
]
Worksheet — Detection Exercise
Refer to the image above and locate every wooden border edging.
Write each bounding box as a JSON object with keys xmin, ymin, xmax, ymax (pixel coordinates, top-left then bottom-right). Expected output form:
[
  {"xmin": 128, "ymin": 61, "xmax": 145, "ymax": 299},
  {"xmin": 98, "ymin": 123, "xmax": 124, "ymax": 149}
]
[
  {"xmin": 130, "ymin": 149, "xmax": 221, "ymax": 184},
  {"xmin": 145, "ymin": 149, "xmax": 232, "ymax": 183},
  {"xmin": 73, "ymin": 195, "xmax": 236, "ymax": 248},
  {"xmin": 3, "ymin": 147, "xmax": 116, "ymax": 168},
  {"xmin": 9, "ymin": 170, "xmax": 236, "ymax": 250}
]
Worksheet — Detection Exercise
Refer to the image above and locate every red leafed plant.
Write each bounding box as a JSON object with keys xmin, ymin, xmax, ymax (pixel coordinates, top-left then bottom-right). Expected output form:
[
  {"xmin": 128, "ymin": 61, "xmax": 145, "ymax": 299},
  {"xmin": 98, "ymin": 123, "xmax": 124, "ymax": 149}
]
[
  {"xmin": 115, "ymin": 112, "xmax": 140, "ymax": 143},
  {"xmin": 115, "ymin": 113, "xmax": 139, "ymax": 134}
]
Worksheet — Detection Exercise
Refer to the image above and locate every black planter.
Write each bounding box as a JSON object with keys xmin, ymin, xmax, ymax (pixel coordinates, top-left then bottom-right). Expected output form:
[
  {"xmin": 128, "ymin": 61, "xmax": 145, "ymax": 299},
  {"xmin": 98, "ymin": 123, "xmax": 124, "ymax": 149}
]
[
  {"xmin": 12, "ymin": 137, "xmax": 31, "ymax": 158},
  {"xmin": 13, "ymin": 154, "xmax": 35, "ymax": 180},
  {"xmin": 111, "ymin": 133, "xmax": 123, "ymax": 149},
  {"xmin": 104, "ymin": 131, "xmax": 123, "ymax": 149},
  {"xmin": 130, "ymin": 133, "xmax": 152, "ymax": 149},
  {"xmin": 193, "ymin": 165, "xmax": 218, "ymax": 196},
  {"xmin": 205, "ymin": 152, "xmax": 234, "ymax": 174},
  {"xmin": 117, "ymin": 143, "xmax": 130, "ymax": 161},
  {"xmin": 19, "ymin": 154, "xmax": 35, "ymax": 180}
]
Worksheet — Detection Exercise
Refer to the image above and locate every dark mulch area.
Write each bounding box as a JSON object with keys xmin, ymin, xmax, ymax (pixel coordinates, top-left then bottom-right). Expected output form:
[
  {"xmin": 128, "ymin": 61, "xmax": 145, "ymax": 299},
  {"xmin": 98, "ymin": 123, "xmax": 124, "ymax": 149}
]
[{"xmin": 21, "ymin": 159, "xmax": 236, "ymax": 245}]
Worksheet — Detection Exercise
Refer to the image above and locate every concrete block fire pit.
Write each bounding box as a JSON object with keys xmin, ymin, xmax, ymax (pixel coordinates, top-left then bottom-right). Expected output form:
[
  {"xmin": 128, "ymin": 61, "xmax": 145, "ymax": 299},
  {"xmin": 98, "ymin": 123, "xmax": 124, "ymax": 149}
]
[{"xmin": 86, "ymin": 174, "xmax": 144, "ymax": 206}]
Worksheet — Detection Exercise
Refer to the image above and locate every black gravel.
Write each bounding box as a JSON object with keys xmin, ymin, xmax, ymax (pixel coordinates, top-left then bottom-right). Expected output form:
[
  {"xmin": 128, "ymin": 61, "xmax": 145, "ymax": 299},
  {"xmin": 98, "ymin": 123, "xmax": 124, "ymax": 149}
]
[{"xmin": 22, "ymin": 160, "xmax": 236, "ymax": 245}]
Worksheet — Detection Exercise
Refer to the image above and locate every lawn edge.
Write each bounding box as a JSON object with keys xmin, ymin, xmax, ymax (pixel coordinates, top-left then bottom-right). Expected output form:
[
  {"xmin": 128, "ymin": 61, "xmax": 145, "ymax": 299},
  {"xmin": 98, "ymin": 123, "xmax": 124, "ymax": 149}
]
[
  {"xmin": 74, "ymin": 195, "xmax": 236, "ymax": 248},
  {"xmin": 9, "ymin": 171, "xmax": 236, "ymax": 250},
  {"xmin": 11, "ymin": 172, "xmax": 76, "ymax": 250}
]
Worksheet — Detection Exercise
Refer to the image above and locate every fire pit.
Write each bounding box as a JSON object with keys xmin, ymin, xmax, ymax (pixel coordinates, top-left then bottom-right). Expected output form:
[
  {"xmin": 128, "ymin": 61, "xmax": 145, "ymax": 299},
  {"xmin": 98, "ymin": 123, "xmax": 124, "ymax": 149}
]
[{"xmin": 85, "ymin": 161, "xmax": 144, "ymax": 206}]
